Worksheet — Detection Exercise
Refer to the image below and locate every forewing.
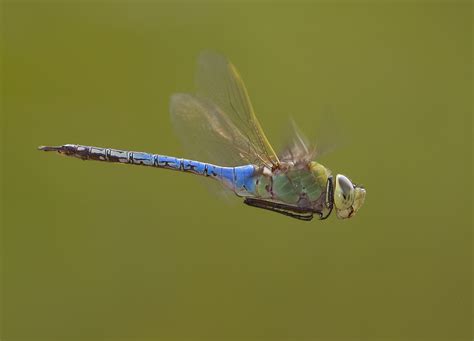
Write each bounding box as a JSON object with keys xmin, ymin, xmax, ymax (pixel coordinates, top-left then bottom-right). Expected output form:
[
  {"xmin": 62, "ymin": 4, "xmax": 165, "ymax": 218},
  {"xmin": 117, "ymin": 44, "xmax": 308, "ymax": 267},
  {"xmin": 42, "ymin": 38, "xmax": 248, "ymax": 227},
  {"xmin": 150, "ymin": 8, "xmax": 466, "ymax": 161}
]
[
  {"xmin": 279, "ymin": 109, "xmax": 346, "ymax": 164},
  {"xmin": 279, "ymin": 119, "xmax": 317, "ymax": 164},
  {"xmin": 194, "ymin": 51, "xmax": 279, "ymax": 168},
  {"xmin": 312, "ymin": 106, "xmax": 346, "ymax": 160}
]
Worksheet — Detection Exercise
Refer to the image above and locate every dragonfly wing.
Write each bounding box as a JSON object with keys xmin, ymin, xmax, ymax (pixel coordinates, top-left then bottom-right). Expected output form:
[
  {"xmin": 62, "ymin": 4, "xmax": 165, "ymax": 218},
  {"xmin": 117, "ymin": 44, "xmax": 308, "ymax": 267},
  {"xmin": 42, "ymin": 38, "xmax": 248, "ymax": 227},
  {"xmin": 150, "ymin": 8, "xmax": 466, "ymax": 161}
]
[
  {"xmin": 171, "ymin": 93, "xmax": 266, "ymax": 167},
  {"xmin": 279, "ymin": 119, "xmax": 317, "ymax": 164},
  {"xmin": 170, "ymin": 93, "xmax": 249, "ymax": 200},
  {"xmin": 192, "ymin": 51, "xmax": 279, "ymax": 168}
]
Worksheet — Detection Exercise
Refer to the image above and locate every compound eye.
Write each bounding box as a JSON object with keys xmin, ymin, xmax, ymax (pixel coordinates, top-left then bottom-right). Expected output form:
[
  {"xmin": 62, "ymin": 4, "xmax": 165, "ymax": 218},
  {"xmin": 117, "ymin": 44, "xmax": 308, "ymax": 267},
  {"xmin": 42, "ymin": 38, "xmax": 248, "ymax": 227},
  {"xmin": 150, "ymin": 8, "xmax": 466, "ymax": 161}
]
[
  {"xmin": 338, "ymin": 175, "xmax": 353, "ymax": 197},
  {"xmin": 334, "ymin": 174, "xmax": 355, "ymax": 209}
]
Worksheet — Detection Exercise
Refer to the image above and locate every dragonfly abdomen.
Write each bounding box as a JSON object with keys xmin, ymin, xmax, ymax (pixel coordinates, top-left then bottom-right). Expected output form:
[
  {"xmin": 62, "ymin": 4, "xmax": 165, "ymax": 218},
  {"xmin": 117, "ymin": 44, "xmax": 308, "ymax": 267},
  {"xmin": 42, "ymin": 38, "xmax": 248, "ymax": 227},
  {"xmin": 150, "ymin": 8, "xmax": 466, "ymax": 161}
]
[{"xmin": 38, "ymin": 144, "xmax": 256, "ymax": 194}]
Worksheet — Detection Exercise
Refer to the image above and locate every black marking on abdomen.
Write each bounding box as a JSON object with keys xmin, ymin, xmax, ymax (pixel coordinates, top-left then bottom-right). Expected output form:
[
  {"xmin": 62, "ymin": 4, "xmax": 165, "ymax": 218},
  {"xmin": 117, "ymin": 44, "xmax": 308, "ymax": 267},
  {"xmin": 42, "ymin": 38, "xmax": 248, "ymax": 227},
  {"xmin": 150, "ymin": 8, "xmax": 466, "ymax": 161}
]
[
  {"xmin": 107, "ymin": 149, "xmax": 129, "ymax": 163},
  {"xmin": 89, "ymin": 147, "xmax": 107, "ymax": 161},
  {"xmin": 40, "ymin": 144, "xmax": 230, "ymax": 181},
  {"xmin": 74, "ymin": 145, "xmax": 89, "ymax": 159}
]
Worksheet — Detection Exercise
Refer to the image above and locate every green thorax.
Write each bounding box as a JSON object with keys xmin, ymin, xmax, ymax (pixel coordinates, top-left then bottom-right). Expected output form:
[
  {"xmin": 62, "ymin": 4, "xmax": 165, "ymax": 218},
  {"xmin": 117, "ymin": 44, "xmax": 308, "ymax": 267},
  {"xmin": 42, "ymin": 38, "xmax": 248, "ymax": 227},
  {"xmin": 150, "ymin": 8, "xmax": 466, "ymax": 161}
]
[{"xmin": 253, "ymin": 161, "xmax": 331, "ymax": 207}]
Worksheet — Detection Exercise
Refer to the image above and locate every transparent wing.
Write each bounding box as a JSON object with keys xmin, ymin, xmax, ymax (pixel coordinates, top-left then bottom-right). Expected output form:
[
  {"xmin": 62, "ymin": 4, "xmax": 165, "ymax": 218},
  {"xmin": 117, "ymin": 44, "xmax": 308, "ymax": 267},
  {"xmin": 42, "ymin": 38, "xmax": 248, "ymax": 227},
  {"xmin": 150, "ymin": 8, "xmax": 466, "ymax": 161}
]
[
  {"xmin": 312, "ymin": 105, "xmax": 346, "ymax": 160},
  {"xmin": 170, "ymin": 51, "xmax": 279, "ymax": 168},
  {"xmin": 170, "ymin": 93, "xmax": 262, "ymax": 166},
  {"xmin": 279, "ymin": 119, "xmax": 317, "ymax": 164},
  {"xmin": 279, "ymin": 108, "xmax": 346, "ymax": 164}
]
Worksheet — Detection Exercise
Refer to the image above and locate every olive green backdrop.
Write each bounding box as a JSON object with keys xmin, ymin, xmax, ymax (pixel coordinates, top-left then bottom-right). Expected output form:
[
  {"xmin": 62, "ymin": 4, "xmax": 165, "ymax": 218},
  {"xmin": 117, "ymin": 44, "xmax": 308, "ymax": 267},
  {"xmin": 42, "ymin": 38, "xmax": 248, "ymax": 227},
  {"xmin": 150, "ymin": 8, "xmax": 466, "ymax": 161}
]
[{"xmin": 1, "ymin": 1, "xmax": 472, "ymax": 340}]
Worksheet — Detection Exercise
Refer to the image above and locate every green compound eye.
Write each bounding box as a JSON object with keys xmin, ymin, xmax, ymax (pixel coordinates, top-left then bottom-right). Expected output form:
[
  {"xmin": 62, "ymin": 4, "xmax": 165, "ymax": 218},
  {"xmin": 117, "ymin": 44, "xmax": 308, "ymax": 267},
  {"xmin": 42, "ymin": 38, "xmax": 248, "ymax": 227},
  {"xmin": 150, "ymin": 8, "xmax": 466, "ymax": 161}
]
[
  {"xmin": 333, "ymin": 174, "xmax": 366, "ymax": 219},
  {"xmin": 334, "ymin": 174, "xmax": 355, "ymax": 210}
]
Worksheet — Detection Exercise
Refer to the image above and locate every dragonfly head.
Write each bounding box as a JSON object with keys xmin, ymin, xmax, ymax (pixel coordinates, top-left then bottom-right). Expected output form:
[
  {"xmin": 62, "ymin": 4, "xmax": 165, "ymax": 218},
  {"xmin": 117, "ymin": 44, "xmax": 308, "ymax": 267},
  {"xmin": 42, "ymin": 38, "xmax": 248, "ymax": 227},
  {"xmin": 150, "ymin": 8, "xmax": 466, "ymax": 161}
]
[{"xmin": 333, "ymin": 174, "xmax": 366, "ymax": 219}]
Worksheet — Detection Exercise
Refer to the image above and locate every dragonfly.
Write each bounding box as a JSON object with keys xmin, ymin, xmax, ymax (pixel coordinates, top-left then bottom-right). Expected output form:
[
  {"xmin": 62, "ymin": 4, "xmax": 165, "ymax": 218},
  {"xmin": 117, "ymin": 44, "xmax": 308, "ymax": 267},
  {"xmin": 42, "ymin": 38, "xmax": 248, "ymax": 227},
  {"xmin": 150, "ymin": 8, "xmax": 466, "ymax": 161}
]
[{"xmin": 39, "ymin": 51, "xmax": 366, "ymax": 221}]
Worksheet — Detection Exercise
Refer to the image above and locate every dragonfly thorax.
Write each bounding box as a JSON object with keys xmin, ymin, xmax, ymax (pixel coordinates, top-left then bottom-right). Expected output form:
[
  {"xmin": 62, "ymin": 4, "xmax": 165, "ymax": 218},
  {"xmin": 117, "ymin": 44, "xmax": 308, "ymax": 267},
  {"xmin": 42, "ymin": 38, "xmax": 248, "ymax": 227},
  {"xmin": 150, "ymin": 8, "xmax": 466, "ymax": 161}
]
[{"xmin": 247, "ymin": 161, "xmax": 332, "ymax": 217}]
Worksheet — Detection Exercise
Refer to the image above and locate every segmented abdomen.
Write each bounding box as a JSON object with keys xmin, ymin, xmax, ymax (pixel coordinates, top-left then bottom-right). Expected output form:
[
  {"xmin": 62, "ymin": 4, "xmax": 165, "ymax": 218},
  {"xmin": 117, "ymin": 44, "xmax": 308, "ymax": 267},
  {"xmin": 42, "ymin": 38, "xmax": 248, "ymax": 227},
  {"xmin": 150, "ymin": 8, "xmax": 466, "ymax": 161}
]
[{"xmin": 40, "ymin": 144, "xmax": 256, "ymax": 196}]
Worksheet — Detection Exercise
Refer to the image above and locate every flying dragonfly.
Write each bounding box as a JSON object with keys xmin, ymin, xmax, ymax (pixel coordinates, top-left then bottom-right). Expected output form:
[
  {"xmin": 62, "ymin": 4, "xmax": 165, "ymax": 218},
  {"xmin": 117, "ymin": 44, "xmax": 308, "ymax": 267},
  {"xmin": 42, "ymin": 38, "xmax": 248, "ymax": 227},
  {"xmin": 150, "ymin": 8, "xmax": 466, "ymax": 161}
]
[{"xmin": 39, "ymin": 51, "xmax": 366, "ymax": 221}]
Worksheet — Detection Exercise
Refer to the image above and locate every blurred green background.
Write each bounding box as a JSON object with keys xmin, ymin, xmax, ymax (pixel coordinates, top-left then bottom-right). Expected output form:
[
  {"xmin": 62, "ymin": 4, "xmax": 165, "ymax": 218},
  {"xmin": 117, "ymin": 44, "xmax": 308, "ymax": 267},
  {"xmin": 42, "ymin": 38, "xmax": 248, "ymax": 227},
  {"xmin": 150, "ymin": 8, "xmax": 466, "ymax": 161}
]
[{"xmin": 1, "ymin": 1, "xmax": 472, "ymax": 340}]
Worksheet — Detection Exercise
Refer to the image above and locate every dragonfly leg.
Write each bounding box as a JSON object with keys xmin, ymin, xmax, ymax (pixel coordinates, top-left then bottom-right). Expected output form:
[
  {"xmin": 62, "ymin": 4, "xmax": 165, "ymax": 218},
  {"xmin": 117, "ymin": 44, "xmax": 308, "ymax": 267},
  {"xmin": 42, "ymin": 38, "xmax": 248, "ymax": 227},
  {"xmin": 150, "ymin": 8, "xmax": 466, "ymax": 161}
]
[{"xmin": 244, "ymin": 198, "xmax": 314, "ymax": 221}]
